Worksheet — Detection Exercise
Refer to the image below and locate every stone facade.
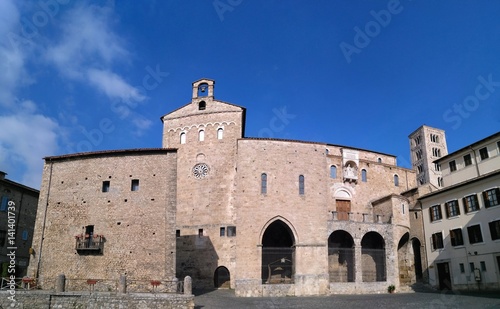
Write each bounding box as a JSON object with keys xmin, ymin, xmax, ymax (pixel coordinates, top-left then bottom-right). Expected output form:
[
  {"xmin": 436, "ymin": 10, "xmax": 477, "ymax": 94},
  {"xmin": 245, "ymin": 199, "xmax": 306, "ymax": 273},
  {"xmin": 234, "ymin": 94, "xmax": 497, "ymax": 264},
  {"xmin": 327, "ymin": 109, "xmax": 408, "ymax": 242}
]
[
  {"xmin": 29, "ymin": 78, "xmax": 426, "ymax": 297},
  {"xmin": 0, "ymin": 171, "xmax": 39, "ymax": 278},
  {"xmin": 27, "ymin": 149, "xmax": 178, "ymax": 289}
]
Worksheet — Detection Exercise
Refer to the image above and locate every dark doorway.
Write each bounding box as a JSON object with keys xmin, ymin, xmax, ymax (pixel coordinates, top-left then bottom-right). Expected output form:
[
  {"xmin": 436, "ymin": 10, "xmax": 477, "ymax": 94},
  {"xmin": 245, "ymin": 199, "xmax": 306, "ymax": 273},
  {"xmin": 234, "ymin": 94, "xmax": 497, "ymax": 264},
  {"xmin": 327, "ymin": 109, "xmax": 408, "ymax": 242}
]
[
  {"xmin": 214, "ymin": 266, "xmax": 230, "ymax": 288},
  {"xmin": 412, "ymin": 238, "xmax": 423, "ymax": 280},
  {"xmin": 361, "ymin": 232, "xmax": 386, "ymax": 282},
  {"xmin": 436, "ymin": 262, "xmax": 452, "ymax": 290},
  {"xmin": 261, "ymin": 220, "xmax": 295, "ymax": 284},
  {"xmin": 328, "ymin": 230, "xmax": 355, "ymax": 282}
]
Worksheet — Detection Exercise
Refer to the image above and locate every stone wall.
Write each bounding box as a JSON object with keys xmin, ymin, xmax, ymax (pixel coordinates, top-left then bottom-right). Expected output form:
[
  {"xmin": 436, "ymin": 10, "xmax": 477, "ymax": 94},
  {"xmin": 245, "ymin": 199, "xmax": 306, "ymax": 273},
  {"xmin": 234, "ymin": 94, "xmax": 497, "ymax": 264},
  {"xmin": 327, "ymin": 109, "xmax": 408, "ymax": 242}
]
[{"xmin": 28, "ymin": 149, "xmax": 178, "ymax": 288}]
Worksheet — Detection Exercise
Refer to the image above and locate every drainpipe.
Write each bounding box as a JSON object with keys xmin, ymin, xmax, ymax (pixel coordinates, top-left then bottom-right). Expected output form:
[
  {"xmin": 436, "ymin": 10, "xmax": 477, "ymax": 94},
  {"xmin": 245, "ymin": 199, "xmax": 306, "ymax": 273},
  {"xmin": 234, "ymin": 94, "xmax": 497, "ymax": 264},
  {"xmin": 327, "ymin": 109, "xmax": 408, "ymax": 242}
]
[
  {"xmin": 470, "ymin": 146, "xmax": 480, "ymax": 178},
  {"xmin": 35, "ymin": 161, "xmax": 53, "ymax": 279}
]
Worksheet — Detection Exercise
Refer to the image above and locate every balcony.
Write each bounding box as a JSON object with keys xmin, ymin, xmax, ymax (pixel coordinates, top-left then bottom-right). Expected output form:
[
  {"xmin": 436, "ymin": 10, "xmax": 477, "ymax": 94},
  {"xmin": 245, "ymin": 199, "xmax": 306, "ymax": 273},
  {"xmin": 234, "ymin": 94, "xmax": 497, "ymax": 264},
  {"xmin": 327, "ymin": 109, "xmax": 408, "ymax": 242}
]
[{"xmin": 75, "ymin": 235, "xmax": 104, "ymax": 253}]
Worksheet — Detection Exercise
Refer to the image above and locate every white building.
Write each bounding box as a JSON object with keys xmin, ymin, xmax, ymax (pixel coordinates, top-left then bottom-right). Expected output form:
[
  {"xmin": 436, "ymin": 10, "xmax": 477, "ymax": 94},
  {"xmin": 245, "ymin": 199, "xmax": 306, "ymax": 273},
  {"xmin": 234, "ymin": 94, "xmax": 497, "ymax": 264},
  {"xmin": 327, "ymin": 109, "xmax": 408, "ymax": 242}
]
[{"xmin": 419, "ymin": 131, "xmax": 500, "ymax": 290}]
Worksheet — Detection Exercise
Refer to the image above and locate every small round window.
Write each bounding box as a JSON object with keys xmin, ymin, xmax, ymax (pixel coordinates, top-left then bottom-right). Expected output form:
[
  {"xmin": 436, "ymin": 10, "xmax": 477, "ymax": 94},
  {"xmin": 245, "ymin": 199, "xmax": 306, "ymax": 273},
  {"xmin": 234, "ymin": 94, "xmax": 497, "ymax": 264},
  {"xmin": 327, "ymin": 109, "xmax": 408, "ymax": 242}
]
[{"xmin": 192, "ymin": 163, "xmax": 210, "ymax": 179}]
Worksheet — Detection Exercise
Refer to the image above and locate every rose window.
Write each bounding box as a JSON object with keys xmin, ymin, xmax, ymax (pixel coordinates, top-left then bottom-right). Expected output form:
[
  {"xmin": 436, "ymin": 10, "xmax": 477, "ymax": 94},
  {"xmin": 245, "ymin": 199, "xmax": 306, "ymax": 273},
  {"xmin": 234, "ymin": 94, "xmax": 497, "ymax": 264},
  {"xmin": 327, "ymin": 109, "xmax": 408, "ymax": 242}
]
[{"xmin": 192, "ymin": 163, "xmax": 210, "ymax": 179}]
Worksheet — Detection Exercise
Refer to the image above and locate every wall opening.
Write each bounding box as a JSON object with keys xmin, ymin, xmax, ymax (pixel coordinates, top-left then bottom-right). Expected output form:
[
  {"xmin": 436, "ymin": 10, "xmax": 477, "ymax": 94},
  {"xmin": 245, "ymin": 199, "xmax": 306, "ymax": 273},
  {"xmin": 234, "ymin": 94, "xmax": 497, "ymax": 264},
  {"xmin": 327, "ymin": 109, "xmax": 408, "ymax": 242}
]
[
  {"xmin": 328, "ymin": 230, "xmax": 355, "ymax": 282},
  {"xmin": 261, "ymin": 220, "xmax": 295, "ymax": 284},
  {"xmin": 214, "ymin": 266, "xmax": 230, "ymax": 288},
  {"xmin": 361, "ymin": 232, "xmax": 386, "ymax": 282}
]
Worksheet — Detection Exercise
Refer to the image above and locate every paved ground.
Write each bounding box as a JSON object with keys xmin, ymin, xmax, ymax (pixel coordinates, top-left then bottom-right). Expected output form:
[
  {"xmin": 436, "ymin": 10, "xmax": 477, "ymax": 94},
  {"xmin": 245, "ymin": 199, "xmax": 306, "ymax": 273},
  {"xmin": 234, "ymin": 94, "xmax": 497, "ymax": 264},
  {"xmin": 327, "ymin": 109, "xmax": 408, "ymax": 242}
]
[{"xmin": 194, "ymin": 289, "xmax": 500, "ymax": 309}]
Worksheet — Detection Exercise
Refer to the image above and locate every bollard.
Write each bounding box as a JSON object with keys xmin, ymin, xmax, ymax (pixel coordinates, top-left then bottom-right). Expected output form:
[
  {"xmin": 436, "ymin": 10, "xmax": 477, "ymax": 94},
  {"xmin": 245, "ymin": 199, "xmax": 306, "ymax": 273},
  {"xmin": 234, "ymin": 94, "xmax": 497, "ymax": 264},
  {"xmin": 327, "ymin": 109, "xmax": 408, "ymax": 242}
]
[
  {"xmin": 56, "ymin": 274, "xmax": 66, "ymax": 293},
  {"xmin": 118, "ymin": 275, "xmax": 127, "ymax": 294},
  {"xmin": 183, "ymin": 276, "xmax": 192, "ymax": 295}
]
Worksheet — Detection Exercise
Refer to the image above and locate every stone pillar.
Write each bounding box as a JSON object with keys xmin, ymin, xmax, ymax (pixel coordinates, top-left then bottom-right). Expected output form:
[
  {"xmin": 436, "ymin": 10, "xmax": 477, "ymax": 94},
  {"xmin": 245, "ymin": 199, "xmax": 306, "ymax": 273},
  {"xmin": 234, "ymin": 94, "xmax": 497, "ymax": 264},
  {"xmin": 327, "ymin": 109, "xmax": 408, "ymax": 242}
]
[
  {"xmin": 354, "ymin": 244, "xmax": 363, "ymax": 283},
  {"xmin": 56, "ymin": 274, "xmax": 65, "ymax": 292},
  {"xmin": 184, "ymin": 276, "xmax": 192, "ymax": 295},
  {"xmin": 118, "ymin": 275, "xmax": 127, "ymax": 294}
]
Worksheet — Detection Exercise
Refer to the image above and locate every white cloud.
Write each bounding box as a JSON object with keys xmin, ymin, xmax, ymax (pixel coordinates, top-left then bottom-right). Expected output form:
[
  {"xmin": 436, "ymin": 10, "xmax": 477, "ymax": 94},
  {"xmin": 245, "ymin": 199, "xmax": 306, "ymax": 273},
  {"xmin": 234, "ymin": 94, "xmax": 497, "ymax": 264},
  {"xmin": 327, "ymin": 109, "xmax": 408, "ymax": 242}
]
[
  {"xmin": 87, "ymin": 69, "xmax": 146, "ymax": 103},
  {"xmin": 0, "ymin": 101, "xmax": 60, "ymax": 189}
]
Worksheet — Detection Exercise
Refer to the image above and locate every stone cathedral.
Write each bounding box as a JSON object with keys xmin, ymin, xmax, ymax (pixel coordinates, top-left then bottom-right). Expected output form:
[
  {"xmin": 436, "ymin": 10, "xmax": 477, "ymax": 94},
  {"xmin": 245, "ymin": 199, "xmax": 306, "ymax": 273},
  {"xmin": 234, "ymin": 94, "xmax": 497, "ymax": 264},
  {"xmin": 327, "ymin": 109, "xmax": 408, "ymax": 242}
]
[{"xmin": 29, "ymin": 79, "xmax": 425, "ymax": 296}]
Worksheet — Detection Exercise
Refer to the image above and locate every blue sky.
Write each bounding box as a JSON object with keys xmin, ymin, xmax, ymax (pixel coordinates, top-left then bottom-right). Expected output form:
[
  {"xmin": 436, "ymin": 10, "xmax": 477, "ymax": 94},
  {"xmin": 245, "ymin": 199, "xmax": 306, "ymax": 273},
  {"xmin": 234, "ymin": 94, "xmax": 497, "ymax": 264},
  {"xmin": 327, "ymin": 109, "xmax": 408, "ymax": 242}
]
[{"xmin": 1, "ymin": 0, "xmax": 499, "ymax": 189}]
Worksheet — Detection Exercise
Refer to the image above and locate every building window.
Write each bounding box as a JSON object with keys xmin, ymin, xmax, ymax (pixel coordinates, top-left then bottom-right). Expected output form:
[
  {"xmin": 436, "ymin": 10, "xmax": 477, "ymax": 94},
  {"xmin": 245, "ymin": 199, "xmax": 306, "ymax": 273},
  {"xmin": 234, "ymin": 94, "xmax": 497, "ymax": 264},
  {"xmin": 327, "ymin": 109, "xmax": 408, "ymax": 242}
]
[
  {"xmin": 483, "ymin": 188, "xmax": 500, "ymax": 208},
  {"xmin": 459, "ymin": 263, "xmax": 465, "ymax": 273},
  {"xmin": 431, "ymin": 232, "xmax": 444, "ymax": 250},
  {"xmin": 417, "ymin": 165, "xmax": 423, "ymax": 173},
  {"xmin": 198, "ymin": 229, "xmax": 204, "ymax": 237},
  {"xmin": 176, "ymin": 230, "xmax": 180, "ymax": 237},
  {"xmin": 217, "ymin": 128, "xmax": 223, "ymax": 140},
  {"xmin": 0, "ymin": 196, "xmax": 8, "ymax": 212},
  {"xmin": 434, "ymin": 163, "xmax": 441, "ymax": 171},
  {"xmin": 22, "ymin": 230, "xmax": 29, "ymax": 241},
  {"xmin": 378, "ymin": 158, "xmax": 382, "ymax": 163},
  {"xmin": 450, "ymin": 228, "xmax": 464, "ymax": 246},
  {"xmin": 102, "ymin": 181, "xmax": 110, "ymax": 193},
  {"xmin": 449, "ymin": 160, "xmax": 457, "ymax": 172},
  {"xmin": 330, "ymin": 166, "xmax": 337, "ymax": 179},
  {"xmin": 394, "ymin": 175, "xmax": 399, "ymax": 187},
  {"xmin": 430, "ymin": 134, "xmax": 440, "ymax": 143},
  {"xmin": 180, "ymin": 132, "xmax": 186, "ymax": 144},
  {"xmin": 430, "ymin": 205, "xmax": 442, "ymax": 222},
  {"xmin": 445, "ymin": 200, "xmax": 460, "ymax": 218},
  {"xmin": 414, "ymin": 136, "xmax": 421, "ymax": 145},
  {"xmin": 198, "ymin": 130, "xmax": 205, "ymax": 141},
  {"xmin": 480, "ymin": 261, "xmax": 487, "ymax": 271},
  {"xmin": 220, "ymin": 227, "xmax": 225, "ymax": 237},
  {"xmin": 464, "ymin": 154, "xmax": 472, "ymax": 166},
  {"xmin": 416, "ymin": 150, "xmax": 422, "ymax": 160},
  {"xmin": 467, "ymin": 224, "xmax": 483, "ymax": 244},
  {"xmin": 299, "ymin": 175, "xmax": 305, "ymax": 195},
  {"xmin": 198, "ymin": 101, "xmax": 206, "ymax": 110},
  {"xmin": 469, "ymin": 262, "xmax": 475, "ymax": 272},
  {"xmin": 432, "ymin": 148, "xmax": 441, "ymax": 157},
  {"xmin": 489, "ymin": 220, "xmax": 500, "ymax": 240},
  {"xmin": 131, "ymin": 179, "xmax": 139, "ymax": 191},
  {"xmin": 438, "ymin": 177, "xmax": 443, "ymax": 187},
  {"xmin": 463, "ymin": 194, "xmax": 479, "ymax": 213},
  {"xmin": 479, "ymin": 147, "xmax": 489, "ymax": 160},
  {"xmin": 361, "ymin": 169, "xmax": 367, "ymax": 182},
  {"xmin": 227, "ymin": 226, "xmax": 236, "ymax": 237},
  {"xmin": 261, "ymin": 173, "xmax": 267, "ymax": 194}
]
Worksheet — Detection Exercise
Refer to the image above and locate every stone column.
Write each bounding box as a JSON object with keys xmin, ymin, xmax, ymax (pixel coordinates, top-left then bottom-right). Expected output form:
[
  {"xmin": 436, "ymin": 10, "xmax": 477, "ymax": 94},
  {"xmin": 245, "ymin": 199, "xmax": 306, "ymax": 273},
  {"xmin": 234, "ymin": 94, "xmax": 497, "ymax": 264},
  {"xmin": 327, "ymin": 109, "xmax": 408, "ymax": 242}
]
[
  {"xmin": 184, "ymin": 276, "xmax": 192, "ymax": 295},
  {"xmin": 354, "ymin": 244, "xmax": 363, "ymax": 283},
  {"xmin": 118, "ymin": 275, "xmax": 127, "ymax": 294},
  {"xmin": 56, "ymin": 274, "xmax": 65, "ymax": 292}
]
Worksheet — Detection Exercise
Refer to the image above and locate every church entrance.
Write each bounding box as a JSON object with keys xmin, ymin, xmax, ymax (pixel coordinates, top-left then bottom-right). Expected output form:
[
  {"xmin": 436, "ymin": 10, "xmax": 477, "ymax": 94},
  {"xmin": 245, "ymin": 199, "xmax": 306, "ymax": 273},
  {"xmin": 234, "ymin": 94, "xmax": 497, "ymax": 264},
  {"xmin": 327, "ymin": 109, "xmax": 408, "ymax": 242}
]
[{"xmin": 261, "ymin": 220, "xmax": 295, "ymax": 284}]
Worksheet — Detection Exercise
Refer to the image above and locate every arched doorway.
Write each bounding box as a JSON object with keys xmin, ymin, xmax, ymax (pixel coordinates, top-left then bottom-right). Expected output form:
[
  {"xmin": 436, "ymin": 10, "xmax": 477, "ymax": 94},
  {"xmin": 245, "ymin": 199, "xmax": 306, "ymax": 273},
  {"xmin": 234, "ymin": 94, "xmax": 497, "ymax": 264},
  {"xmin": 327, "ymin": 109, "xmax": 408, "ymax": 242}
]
[
  {"xmin": 412, "ymin": 238, "xmax": 423, "ymax": 281},
  {"xmin": 361, "ymin": 232, "xmax": 386, "ymax": 282},
  {"xmin": 261, "ymin": 220, "xmax": 295, "ymax": 284},
  {"xmin": 397, "ymin": 232, "xmax": 413, "ymax": 286},
  {"xmin": 328, "ymin": 230, "xmax": 355, "ymax": 282},
  {"xmin": 214, "ymin": 266, "xmax": 230, "ymax": 288}
]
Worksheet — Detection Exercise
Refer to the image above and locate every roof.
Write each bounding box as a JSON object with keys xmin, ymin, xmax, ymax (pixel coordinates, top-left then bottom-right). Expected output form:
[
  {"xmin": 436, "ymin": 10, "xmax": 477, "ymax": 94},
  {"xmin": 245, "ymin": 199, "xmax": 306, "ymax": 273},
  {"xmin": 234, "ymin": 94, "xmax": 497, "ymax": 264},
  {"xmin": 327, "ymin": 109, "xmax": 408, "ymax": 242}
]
[
  {"xmin": 418, "ymin": 169, "xmax": 500, "ymax": 200},
  {"xmin": 434, "ymin": 131, "xmax": 500, "ymax": 163},
  {"xmin": 0, "ymin": 178, "xmax": 40, "ymax": 194},
  {"xmin": 160, "ymin": 99, "xmax": 246, "ymax": 121},
  {"xmin": 44, "ymin": 148, "xmax": 177, "ymax": 162}
]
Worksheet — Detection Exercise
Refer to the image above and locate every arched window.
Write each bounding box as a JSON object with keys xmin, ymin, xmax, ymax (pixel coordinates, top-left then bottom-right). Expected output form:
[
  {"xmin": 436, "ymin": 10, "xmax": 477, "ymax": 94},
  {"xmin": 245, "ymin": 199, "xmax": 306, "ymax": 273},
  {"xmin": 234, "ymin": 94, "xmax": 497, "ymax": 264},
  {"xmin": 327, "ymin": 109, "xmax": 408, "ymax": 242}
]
[
  {"xmin": 180, "ymin": 132, "xmax": 186, "ymax": 144},
  {"xmin": 394, "ymin": 174, "xmax": 399, "ymax": 186},
  {"xmin": 299, "ymin": 175, "xmax": 305, "ymax": 195},
  {"xmin": 377, "ymin": 158, "xmax": 382, "ymax": 163},
  {"xmin": 261, "ymin": 173, "xmax": 267, "ymax": 194},
  {"xmin": 361, "ymin": 169, "xmax": 367, "ymax": 182},
  {"xmin": 199, "ymin": 129, "xmax": 205, "ymax": 142},
  {"xmin": 330, "ymin": 165, "xmax": 337, "ymax": 179},
  {"xmin": 198, "ymin": 101, "xmax": 206, "ymax": 110},
  {"xmin": 198, "ymin": 84, "xmax": 208, "ymax": 97},
  {"xmin": 217, "ymin": 128, "xmax": 223, "ymax": 140}
]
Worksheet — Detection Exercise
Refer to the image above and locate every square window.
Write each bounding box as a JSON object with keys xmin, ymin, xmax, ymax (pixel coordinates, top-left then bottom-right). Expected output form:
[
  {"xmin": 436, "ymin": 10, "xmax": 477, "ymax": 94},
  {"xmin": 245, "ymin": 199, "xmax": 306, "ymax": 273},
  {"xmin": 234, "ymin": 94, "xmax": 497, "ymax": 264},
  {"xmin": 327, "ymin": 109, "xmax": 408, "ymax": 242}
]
[
  {"xmin": 480, "ymin": 261, "xmax": 486, "ymax": 271},
  {"xmin": 483, "ymin": 188, "xmax": 500, "ymax": 208},
  {"xmin": 463, "ymin": 195, "xmax": 479, "ymax": 213},
  {"xmin": 450, "ymin": 228, "xmax": 464, "ymax": 247},
  {"xmin": 489, "ymin": 220, "xmax": 500, "ymax": 241},
  {"xmin": 469, "ymin": 262, "xmax": 475, "ymax": 272},
  {"xmin": 176, "ymin": 230, "xmax": 180, "ymax": 238},
  {"xmin": 102, "ymin": 181, "xmax": 110, "ymax": 193},
  {"xmin": 479, "ymin": 147, "xmax": 489, "ymax": 160},
  {"xmin": 432, "ymin": 232, "xmax": 444, "ymax": 250},
  {"xmin": 463, "ymin": 154, "xmax": 472, "ymax": 166},
  {"xmin": 0, "ymin": 196, "xmax": 8, "ymax": 212},
  {"xmin": 449, "ymin": 160, "xmax": 457, "ymax": 172},
  {"xmin": 131, "ymin": 179, "xmax": 139, "ymax": 191},
  {"xmin": 467, "ymin": 225, "xmax": 483, "ymax": 244},
  {"xmin": 198, "ymin": 229, "xmax": 203, "ymax": 237},
  {"xmin": 227, "ymin": 226, "xmax": 236, "ymax": 237},
  {"xmin": 430, "ymin": 205, "xmax": 442, "ymax": 222},
  {"xmin": 220, "ymin": 227, "xmax": 225, "ymax": 237},
  {"xmin": 445, "ymin": 200, "xmax": 460, "ymax": 218},
  {"xmin": 459, "ymin": 263, "xmax": 465, "ymax": 273}
]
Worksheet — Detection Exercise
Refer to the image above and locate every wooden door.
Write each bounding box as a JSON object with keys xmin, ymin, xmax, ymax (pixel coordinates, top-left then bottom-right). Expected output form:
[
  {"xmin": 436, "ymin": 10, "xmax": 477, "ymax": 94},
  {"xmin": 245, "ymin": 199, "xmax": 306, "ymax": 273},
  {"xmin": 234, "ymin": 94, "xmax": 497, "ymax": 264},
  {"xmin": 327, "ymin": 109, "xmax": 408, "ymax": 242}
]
[{"xmin": 337, "ymin": 200, "xmax": 351, "ymax": 221}]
